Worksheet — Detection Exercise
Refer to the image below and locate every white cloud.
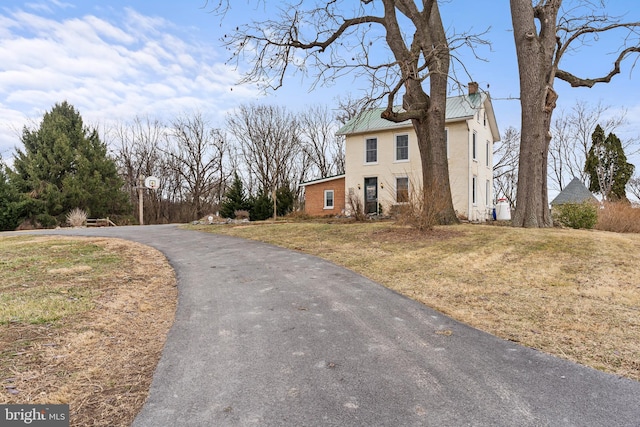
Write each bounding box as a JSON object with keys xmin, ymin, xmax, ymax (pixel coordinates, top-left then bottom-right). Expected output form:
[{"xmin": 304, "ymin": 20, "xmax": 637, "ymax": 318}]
[
  {"xmin": 0, "ymin": 5, "xmax": 259, "ymax": 158},
  {"xmin": 24, "ymin": 1, "xmax": 74, "ymax": 14}
]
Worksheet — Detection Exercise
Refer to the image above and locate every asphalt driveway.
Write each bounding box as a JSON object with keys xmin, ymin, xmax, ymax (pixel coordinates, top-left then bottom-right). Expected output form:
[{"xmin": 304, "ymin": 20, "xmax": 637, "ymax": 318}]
[{"xmin": 27, "ymin": 225, "xmax": 640, "ymax": 426}]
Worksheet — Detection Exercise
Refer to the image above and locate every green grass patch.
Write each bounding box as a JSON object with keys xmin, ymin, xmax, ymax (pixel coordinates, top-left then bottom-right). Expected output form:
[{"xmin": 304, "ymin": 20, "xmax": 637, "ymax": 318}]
[
  {"xmin": 0, "ymin": 236, "xmax": 122, "ymax": 324},
  {"xmin": 0, "ymin": 287, "xmax": 93, "ymax": 325},
  {"xmin": 0, "ymin": 236, "xmax": 121, "ymax": 293}
]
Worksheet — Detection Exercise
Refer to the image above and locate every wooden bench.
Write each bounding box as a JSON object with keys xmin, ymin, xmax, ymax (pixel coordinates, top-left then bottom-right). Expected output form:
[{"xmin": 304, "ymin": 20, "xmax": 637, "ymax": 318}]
[{"xmin": 85, "ymin": 217, "xmax": 117, "ymax": 227}]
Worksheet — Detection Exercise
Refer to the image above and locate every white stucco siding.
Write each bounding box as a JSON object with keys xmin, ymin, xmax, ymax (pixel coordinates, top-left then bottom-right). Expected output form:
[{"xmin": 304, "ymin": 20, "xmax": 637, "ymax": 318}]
[
  {"xmin": 466, "ymin": 116, "xmax": 495, "ymax": 221},
  {"xmin": 343, "ymin": 109, "xmax": 497, "ymax": 221},
  {"xmin": 446, "ymin": 122, "xmax": 471, "ymax": 217},
  {"xmin": 344, "ymin": 128, "xmax": 422, "ymax": 214}
]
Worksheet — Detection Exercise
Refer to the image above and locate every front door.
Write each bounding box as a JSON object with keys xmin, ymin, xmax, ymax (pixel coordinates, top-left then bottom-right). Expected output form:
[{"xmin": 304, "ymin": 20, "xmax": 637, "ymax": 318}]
[{"xmin": 364, "ymin": 177, "xmax": 378, "ymax": 214}]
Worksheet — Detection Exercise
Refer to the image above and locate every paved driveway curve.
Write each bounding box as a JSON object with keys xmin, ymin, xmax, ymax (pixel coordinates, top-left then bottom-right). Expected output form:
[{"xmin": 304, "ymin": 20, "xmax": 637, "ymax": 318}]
[{"xmin": 27, "ymin": 225, "xmax": 640, "ymax": 426}]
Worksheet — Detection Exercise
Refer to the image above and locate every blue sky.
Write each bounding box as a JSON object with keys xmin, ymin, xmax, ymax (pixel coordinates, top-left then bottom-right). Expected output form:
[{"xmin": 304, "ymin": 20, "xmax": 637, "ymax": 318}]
[{"xmin": 1, "ymin": 0, "xmax": 639, "ymax": 167}]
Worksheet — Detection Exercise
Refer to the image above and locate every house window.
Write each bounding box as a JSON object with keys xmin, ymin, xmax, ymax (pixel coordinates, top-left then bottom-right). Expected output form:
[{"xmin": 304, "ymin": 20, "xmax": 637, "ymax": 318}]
[
  {"xmin": 472, "ymin": 132, "xmax": 477, "ymax": 161},
  {"xmin": 324, "ymin": 190, "xmax": 334, "ymax": 209},
  {"xmin": 365, "ymin": 138, "xmax": 377, "ymax": 163},
  {"xmin": 472, "ymin": 175, "xmax": 477, "ymax": 205},
  {"xmin": 486, "ymin": 180, "xmax": 491, "ymax": 206},
  {"xmin": 483, "ymin": 111, "xmax": 487, "ymax": 127},
  {"xmin": 396, "ymin": 177, "xmax": 409, "ymax": 203},
  {"xmin": 486, "ymin": 141, "xmax": 490, "ymax": 167},
  {"xmin": 445, "ymin": 128, "xmax": 449, "ymax": 158},
  {"xmin": 395, "ymin": 134, "xmax": 409, "ymax": 161}
]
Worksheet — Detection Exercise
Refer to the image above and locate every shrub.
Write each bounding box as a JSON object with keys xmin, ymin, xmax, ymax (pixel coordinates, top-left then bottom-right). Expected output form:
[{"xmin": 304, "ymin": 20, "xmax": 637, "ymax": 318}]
[
  {"xmin": 394, "ymin": 179, "xmax": 451, "ymax": 231},
  {"xmin": 35, "ymin": 213, "xmax": 58, "ymax": 229},
  {"xmin": 596, "ymin": 202, "xmax": 640, "ymax": 233},
  {"xmin": 552, "ymin": 202, "xmax": 598, "ymax": 229},
  {"xmin": 346, "ymin": 191, "xmax": 367, "ymax": 221},
  {"xmin": 66, "ymin": 208, "xmax": 88, "ymax": 227}
]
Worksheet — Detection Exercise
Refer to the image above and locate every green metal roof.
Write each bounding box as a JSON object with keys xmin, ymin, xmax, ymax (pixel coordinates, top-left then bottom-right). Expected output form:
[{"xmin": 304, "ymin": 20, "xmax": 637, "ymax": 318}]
[{"xmin": 337, "ymin": 93, "xmax": 487, "ymax": 135}]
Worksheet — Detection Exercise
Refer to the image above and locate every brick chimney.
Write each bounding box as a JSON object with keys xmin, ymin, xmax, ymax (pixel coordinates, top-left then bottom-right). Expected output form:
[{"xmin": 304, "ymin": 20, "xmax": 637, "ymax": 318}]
[{"xmin": 468, "ymin": 81, "xmax": 479, "ymax": 95}]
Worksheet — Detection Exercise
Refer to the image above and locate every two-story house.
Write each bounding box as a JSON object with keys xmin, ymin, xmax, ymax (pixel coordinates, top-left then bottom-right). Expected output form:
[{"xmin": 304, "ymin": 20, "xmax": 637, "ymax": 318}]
[{"xmin": 300, "ymin": 83, "xmax": 500, "ymax": 221}]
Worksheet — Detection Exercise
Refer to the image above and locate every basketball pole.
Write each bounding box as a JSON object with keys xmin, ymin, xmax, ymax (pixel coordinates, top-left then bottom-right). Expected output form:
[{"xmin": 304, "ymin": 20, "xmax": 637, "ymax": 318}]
[{"xmin": 138, "ymin": 175, "xmax": 144, "ymax": 226}]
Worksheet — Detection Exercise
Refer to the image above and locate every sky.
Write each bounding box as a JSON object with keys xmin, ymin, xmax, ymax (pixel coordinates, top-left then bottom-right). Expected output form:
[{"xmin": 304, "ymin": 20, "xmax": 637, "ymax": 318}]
[{"xmin": 1, "ymin": 0, "xmax": 639, "ymax": 171}]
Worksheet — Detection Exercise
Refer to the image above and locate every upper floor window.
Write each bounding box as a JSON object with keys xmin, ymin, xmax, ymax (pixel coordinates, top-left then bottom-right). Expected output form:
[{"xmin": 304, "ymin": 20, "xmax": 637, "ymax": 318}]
[
  {"xmin": 396, "ymin": 177, "xmax": 409, "ymax": 203},
  {"xmin": 365, "ymin": 137, "xmax": 377, "ymax": 163},
  {"xmin": 395, "ymin": 134, "xmax": 409, "ymax": 161},
  {"xmin": 486, "ymin": 141, "xmax": 490, "ymax": 167},
  {"xmin": 472, "ymin": 131, "xmax": 477, "ymax": 161},
  {"xmin": 483, "ymin": 111, "xmax": 487, "ymax": 127}
]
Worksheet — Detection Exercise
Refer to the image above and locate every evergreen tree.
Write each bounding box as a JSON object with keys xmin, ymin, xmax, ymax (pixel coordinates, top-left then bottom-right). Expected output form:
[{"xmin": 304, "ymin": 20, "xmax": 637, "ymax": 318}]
[
  {"xmin": 584, "ymin": 125, "xmax": 635, "ymax": 201},
  {"xmin": 275, "ymin": 185, "xmax": 295, "ymax": 217},
  {"xmin": 248, "ymin": 190, "xmax": 273, "ymax": 221},
  {"xmin": 9, "ymin": 102, "xmax": 130, "ymax": 225},
  {"xmin": 0, "ymin": 158, "xmax": 23, "ymax": 231},
  {"xmin": 219, "ymin": 172, "xmax": 248, "ymax": 218}
]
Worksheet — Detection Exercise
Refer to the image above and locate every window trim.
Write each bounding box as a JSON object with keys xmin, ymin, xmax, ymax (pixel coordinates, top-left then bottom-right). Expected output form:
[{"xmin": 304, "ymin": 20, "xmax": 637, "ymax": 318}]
[
  {"xmin": 394, "ymin": 134, "xmax": 409, "ymax": 162},
  {"xmin": 365, "ymin": 137, "xmax": 378, "ymax": 164},
  {"xmin": 324, "ymin": 189, "xmax": 335, "ymax": 209}
]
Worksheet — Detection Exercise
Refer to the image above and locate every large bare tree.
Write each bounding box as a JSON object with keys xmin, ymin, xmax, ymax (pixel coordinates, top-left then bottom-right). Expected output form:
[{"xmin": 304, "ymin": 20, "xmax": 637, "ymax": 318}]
[
  {"xmin": 226, "ymin": 104, "xmax": 301, "ymax": 195},
  {"xmin": 110, "ymin": 116, "xmax": 171, "ymax": 224},
  {"xmin": 214, "ymin": 0, "xmax": 484, "ymax": 224},
  {"xmin": 510, "ymin": 0, "xmax": 640, "ymax": 227},
  {"xmin": 299, "ymin": 105, "xmax": 344, "ymax": 179},
  {"xmin": 165, "ymin": 113, "xmax": 229, "ymax": 220}
]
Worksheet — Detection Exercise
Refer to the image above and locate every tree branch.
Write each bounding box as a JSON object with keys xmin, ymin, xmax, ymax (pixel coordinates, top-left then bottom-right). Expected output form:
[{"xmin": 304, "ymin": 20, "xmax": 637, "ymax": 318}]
[{"xmin": 556, "ymin": 46, "xmax": 640, "ymax": 87}]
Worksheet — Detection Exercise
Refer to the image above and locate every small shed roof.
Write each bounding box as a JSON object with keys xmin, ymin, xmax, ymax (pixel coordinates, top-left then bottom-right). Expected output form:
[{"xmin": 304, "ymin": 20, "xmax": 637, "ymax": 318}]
[
  {"xmin": 299, "ymin": 174, "xmax": 345, "ymax": 187},
  {"xmin": 550, "ymin": 178, "xmax": 598, "ymax": 205}
]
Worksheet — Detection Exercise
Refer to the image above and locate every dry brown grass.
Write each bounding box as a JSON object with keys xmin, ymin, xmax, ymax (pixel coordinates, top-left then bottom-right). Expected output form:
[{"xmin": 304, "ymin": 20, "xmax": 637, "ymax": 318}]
[
  {"xmin": 188, "ymin": 221, "xmax": 640, "ymax": 381},
  {"xmin": 596, "ymin": 202, "xmax": 640, "ymax": 233},
  {"xmin": 0, "ymin": 236, "xmax": 176, "ymax": 427}
]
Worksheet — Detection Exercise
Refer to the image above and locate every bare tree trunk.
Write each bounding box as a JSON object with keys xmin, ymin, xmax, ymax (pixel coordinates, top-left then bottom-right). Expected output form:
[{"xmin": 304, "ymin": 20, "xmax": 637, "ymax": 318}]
[
  {"xmin": 510, "ymin": 0, "xmax": 557, "ymax": 227},
  {"xmin": 411, "ymin": 74, "xmax": 457, "ymax": 224},
  {"xmin": 510, "ymin": 0, "xmax": 640, "ymax": 227},
  {"xmin": 379, "ymin": 0, "xmax": 458, "ymax": 224}
]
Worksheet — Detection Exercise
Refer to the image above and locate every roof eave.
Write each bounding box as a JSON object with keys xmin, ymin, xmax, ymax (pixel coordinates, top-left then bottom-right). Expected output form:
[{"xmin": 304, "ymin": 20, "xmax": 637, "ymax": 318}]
[
  {"xmin": 337, "ymin": 116, "xmax": 470, "ymax": 136},
  {"xmin": 299, "ymin": 174, "xmax": 346, "ymax": 186}
]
